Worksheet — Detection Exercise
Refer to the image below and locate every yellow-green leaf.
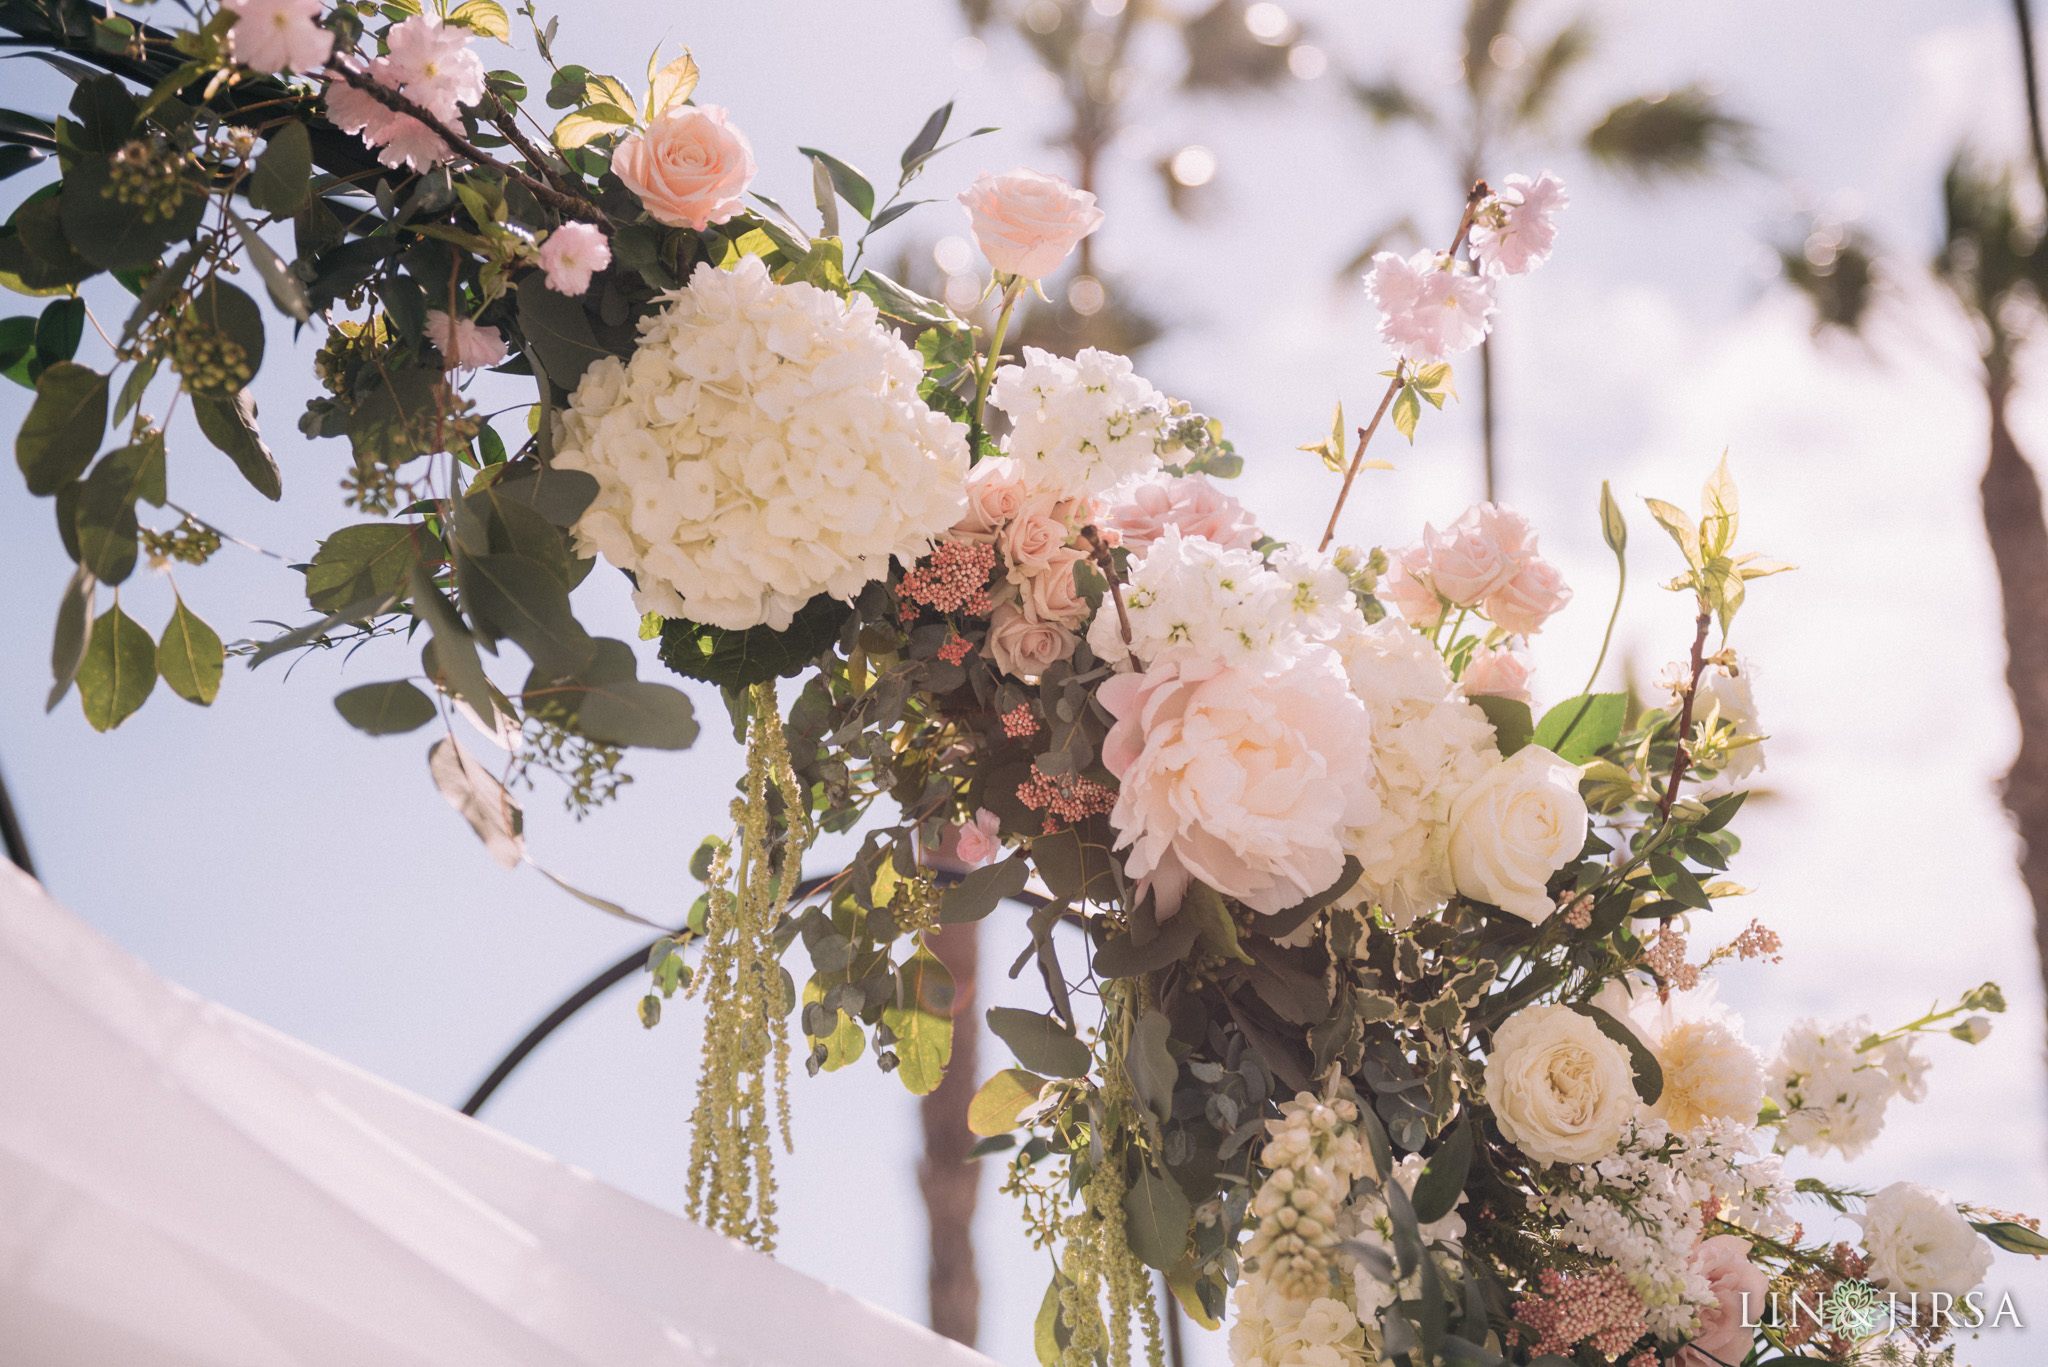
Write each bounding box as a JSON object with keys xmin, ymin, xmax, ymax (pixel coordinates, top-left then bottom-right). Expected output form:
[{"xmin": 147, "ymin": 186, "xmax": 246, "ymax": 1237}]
[
  {"xmin": 448, "ymin": 0, "xmax": 510, "ymax": 39},
  {"xmin": 78, "ymin": 601, "xmax": 155, "ymax": 731},
  {"xmin": 1643, "ymin": 496, "xmax": 1700, "ymax": 569},
  {"xmin": 1700, "ymin": 452, "xmax": 1738, "ymax": 557},
  {"xmin": 801, "ymin": 979, "xmax": 865, "ymax": 1071},
  {"xmin": 587, "ymin": 75, "xmax": 636, "ymax": 114},
  {"xmin": 967, "ymin": 1066, "xmax": 1047, "ymax": 1136},
  {"xmin": 648, "ymin": 50, "xmax": 699, "ymax": 116},
  {"xmin": 157, "ymin": 598, "xmax": 222, "ymax": 705},
  {"xmin": 552, "ymin": 104, "xmax": 635, "ymax": 150},
  {"xmin": 881, "ymin": 948, "xmax": 955, "ymax": 1096},
  {"xmin": 1391, "ymin": 384, "xmax": 1421, "ymax": 442},
  {"xmin": 1735, "ymin": 554, "xmax": 1795, "ymax": 579}
]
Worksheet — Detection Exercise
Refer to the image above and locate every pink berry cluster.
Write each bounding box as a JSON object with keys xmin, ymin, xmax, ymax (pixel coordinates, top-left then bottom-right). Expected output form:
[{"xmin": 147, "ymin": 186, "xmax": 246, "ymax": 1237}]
[
  {"xmin": 1514, "ymin": 1266, "xmax": 1650, "ymax": 1360},
  {"xmin": 1016, "ymin": 764, "xmax": 1115, "ymax": 831},
  {"xmin": 937, "ymin": 632, "xmax": 974, "ymax": 665},
  {"xmin": 1001, "ymin": 703, "xmax": 1041, "ymax": 739},
  {"xmin": 899, "ymin": 540, "xmax": 996, "ymax": 621},
  {"xmin": 1644, "ymin": 926, "xmax": 1702, "ymax": 993}
]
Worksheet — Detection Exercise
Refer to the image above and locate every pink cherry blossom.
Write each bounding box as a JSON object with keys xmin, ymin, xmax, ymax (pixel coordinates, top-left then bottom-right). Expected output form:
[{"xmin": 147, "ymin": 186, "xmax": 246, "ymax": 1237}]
[
  {"xmin": 383, "ymin": 15, "xmax": 486, "ymax": 122},
  {"xmin": 952, "ymin": 809, "xmax": 1003, "ymax": 868},
  {"xmin": 538, "ymin": 221, "xmax": 611, "ymax": 296},
  {"xmin": 425, "ymin": 310, "xmax": 508, "ymax": 371},
  {"xmin": 225, "ymin": 0, "xmax": 334, "ymax": 75},
  {"xmin": 1470, "ymin": 172, "xmax": 1569, "ymax": 278},
  {"xmin": 1099, "ymin": 644, "xmax": 1379, "ymax": 918},
  {"xmin": 958, "ymin": 168, "xmax": 1105, "ymax": 280},
  {"xmin": 1364, "ymin": 248, "xmax": 1495, "ymax": 364},
  {"xmin": 1104, "ymin": 471, "xmax": 1261, "ymax": 554},
  {"xmin": 1462, "ymin": 646, "xmax": 1534, "ymax": 704}
]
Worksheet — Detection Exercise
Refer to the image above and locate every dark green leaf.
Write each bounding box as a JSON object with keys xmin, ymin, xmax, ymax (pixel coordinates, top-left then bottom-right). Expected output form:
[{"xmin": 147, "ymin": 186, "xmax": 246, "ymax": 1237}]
[
  {"xmin": 76, "ymin": 601, "xmax": 155, "ymax": 731},
  {"xmin": 192, "ymin": 391, "xmax": 282, "ymax": 500},
  {"xmin": 306, "ymin": 523, "xmax": 439, "ymax": 612},
  {"xmin": 74, "ymin": 433, "xmax": 165, "ymax": 585},
  {"xmin": 516, "ymin": 273, "xmax": 610, "ymax": 388},
  {"xmin": 987, "ymin": 1006, "xmax": 1090, "ymax": 1078},
  {"xmin": 1182, "ymin": 881, "xmax": 1251, "ymax": 963},
  {"xmin": 227, "ymin": 208, "xmax": 311, "ymax": 322},
  {"xmin": 865, "ymin": 198, "xmax": 933, "ymax": 234},
  {"xmin": 247, "ymin": 121, "xmax": 312, "ymax": 216},
  {"xmin": 1125, "ymin": 1009, "xmax": 1177, "ymax": 1124},
  {"xmin": 1531, "ymin": 692, "xmax": 1626, "ymax": 763},
  {"xmin": 854, "ymin": 268, "xmax": 961, "ymax": 328},
  {"xmin": 657, "ymin": 592, "xmax": 852, "ymax": 687},
  {"xmin": 1973, "ymin": 1220, "xmax": 2048, "ymax": 1256},
  {"xmin": 65, "ymin": 76, "xmax": 135, "ymax": 156},
  {"xmin": 346, "ymin": 365, "xmax": 444, "ymax": 467},
  {"xmin": 938, "ymin": 853, "xmax": 1029, "ymax": 923},
  {"xmin": 120, "ymin": 245, "xmax": 200, "ymax": 349},
  {"xmin": 248, "ymin": 591, "xmax": 399, "ymax": 667},
  {"xmin": 1695, "ymin": 789, "xmax": 1748, "ymax": 833},
  {"xmin": 900, "ymin": 100, "xmax": 953, "ymax": 172},
  {"xmin": 1257, "ymin": 856, "xmax": 1363, "ymax": 940},
  {"xmin": 409, "ymin": 562, "xmax": 496, "ymax": 726},
  {"xmin": 1409, "ymin": 1117, "xmax": 1471, "ymax": 1224},
  {"xmin": 17, "ymin": 360, "xmax": 108, "ymax": 496},
  {"xmin": 1123, "ymin": 1163, "xmax": 1192, "ymax": 1272},
  {"xmin": 1568, "ymin": 1002, "xmax": 1663, "ymax": 1105},
  {"xmin": 571, "ymin": 671, "xmax": 700, "ymax": 749},
  {"xmin": 0, "ymin": 109, "xmax": 57, "ymax": 150},
  {"xmin": 334, "ymin": 679, "xmax": 437, "ymax": 734},
  {"xmin": 0, "ymin": 314, "xmax": 33, "ymax": 386},
  {"xmin": 464, "ymin": 482, "xmax": 575, "ymax": 586},
  {"xmin": 156, "ymin": 598, "xmax": 222, "ymax": 705},
  {"xmin": 1093, "ymin": 912, "xmax": 1201, "ymax": 978},
  {"xmin": 61, "ymin": 157, "xmax": 202, "ymax": 270},
  {"xmin": 796, "ymin": 147, "xmax": 876, "ymax": 219},
  {"xmin": 34, "ymin": 297, "xmax": 83, "ymax": 366},
  {"xmin": 46, "ymin": 565, "xmax": 94, "ymax": 711},
  {"xmin": 191, "ymin": 279, "xmax": 266, "ymax": 379},
  {"xmin": 463, "ymin": 551, "xmax": 596, "ymax": 676},
  {"xmin": 483, "ymin": 465, "xmax": 599, "ymax": 526},
  {"xmin": 1472, "ymin": 694, "xmax": 1533, "ymax": 755},
  {"xmin": 9, "ymin": 193, "xmax": 97, "ymax": 288}
]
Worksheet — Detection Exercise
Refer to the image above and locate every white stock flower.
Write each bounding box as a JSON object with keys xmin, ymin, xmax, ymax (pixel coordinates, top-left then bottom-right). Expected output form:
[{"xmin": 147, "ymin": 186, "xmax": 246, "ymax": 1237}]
[
  {"xmin": 1593, "ymin": 978, "xmax": 1766, "ymax": 1133},
  {"xmin": 1332, "ymin": 619, "xmax": 1498, "ymax": 927},
  {"xmin": 554, "ymin": 256, "xmax": 969, "ymax": 629},
  {"xmin": 1445, "ymin": 744, "xmax": 1589, "ymax": 924},
  {"xmin": 1485, "ymin": 1003, "xmax": 1639, "ymax": 1166},
  {"xmin": 1766, "ymin": 1017, "xmax": 1918, "ymax": 1160},
  {"xmin": 1695, "ymin": 660, "xmax": 1766, "ymax": 781},
  {"xmin": 1856, "ymin": 1182, "xmax": 1994, "ymax": 1299},
  {"xmin": 989, "ymin": 346, "xmax": 1168, "ymax": 497}
]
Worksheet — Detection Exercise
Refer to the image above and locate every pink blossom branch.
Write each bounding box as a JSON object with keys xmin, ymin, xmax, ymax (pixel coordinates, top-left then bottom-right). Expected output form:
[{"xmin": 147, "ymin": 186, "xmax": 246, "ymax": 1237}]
[{"xmin": 1317, "ymin": 180, "xmax": 1491, "ymax": 553}]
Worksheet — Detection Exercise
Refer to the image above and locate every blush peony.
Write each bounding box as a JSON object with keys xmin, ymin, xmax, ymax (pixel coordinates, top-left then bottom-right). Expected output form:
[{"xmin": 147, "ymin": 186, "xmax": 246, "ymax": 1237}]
[
  {"xmin": 1099, "ymin": 644, "xmax": 1378, "ymax": 918},
  {"xmin": 613, "ymin": 104, "xmax": 756, "ymax": 231},
  {"xmin": 1103, "ymin": 470, "xmax": 1261, "ymax": 553},
  {"xmin": 1445, "ymin": 743, "xmax": 1589, "ymax": 924},
  {"xmin": 1485, "ymin": 1003, "xmax": 1638, "ymax": 1165},
  {"xmin": 1594, "ymin": 978, "xmax": 1766, "ymax": 1133},
  {"xmin": 957, "ymin": 168, "xmax": 1105, "ymax": 280},
  {"xmin": 1675, "ymin": 1237, "xmax": 1769, "ymax": 1367}
]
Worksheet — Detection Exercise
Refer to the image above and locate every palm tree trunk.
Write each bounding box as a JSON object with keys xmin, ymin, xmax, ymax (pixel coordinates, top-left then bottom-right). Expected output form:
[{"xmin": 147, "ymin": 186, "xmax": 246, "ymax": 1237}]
[
  {"xmin": 1479, "ymin": 335, "xmax": 1498, "ymax": 502},
  {"xmin": 920, "ymin": 920, "xmax": 982, "ymax": 1344},
  {"xmin": 1982, "ymin": 374, "xmax": 2048, "ymax": 1029}
]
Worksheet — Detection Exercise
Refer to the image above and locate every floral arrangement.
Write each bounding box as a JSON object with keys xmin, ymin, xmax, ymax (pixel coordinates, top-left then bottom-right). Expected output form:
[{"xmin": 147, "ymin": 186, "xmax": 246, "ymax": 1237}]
[{"xmin": 1, "ymin": 5, "xmax": 2040, "ymax": 1367}]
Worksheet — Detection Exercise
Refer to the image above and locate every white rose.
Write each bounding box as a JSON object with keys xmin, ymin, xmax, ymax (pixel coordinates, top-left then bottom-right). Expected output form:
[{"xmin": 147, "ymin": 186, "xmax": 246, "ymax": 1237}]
[
  {"xmin": 1484, "ymin": 1003, "xmax": 1638, "ymax": 1165},
  {"xmin": 1446, "ymin": 744, "xmax": 1588, "ymax": 923},
  {"xmin": 1856, "ymin": 1182, "xmax": 1994, "ymax": 1298}
]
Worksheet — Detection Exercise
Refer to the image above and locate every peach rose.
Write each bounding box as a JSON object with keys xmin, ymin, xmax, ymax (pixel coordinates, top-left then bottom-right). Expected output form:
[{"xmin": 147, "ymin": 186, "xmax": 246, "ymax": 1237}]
[
  {"xmin": 987, "ymin": 603, "xmax": 1076, "ymax": 681},
  {"xmin": 613, "ymin": 104, "xmax": 756, "ymax": 231},
  {"xmin": 1462, "ymin": 645, "xmax": 1533, "ymax": 704},
  {"xmin": 1023, "ymin": 550, "xmax": 1090, "ymax": 625},
  {"xmin": 1676, "ymin": 1237, "xmax": 1769, "ymax": 1367},
  {"xmin": 954, "ymin": 456, "xmax": 1029, "ymax": 539},
  {"xmin": 957, "ymin": 168, "xmax": 1105, "ymax": 280},
  {"xmin": 1486, "ymin": 556, "xmax": 1571, "ymax": 636},
  {"xmin": 1000, "ymin": 492, "xmax": 1074, "ymax": 574}
]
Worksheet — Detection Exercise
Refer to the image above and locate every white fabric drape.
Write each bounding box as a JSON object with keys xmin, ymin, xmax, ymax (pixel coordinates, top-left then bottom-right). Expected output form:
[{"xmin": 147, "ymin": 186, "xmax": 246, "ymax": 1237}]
[{"xmin": 0, "ymin": 863, "xmax": 996, "ymax": 1367}]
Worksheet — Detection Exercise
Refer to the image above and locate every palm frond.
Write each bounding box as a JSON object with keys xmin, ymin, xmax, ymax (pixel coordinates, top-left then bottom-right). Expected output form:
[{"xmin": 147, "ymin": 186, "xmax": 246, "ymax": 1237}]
[
  {"xmin": 1777, "ymin": 219, "xmax": 1880, "ymax": 336},
  {"xmin": 1583, "ymin": 85, "xmax": 1754, "ymax": 179},
  {"xmin": 1350, "ymin": 78, "xmax": 1438, "ymax": 129},
  {"xmin": 1461, "ymin": 0, "xmax": 1520, "ymax": 95},
  {"xmin": 1514, "ymin": 18, "xmax": 1596, "ymax": 125}
]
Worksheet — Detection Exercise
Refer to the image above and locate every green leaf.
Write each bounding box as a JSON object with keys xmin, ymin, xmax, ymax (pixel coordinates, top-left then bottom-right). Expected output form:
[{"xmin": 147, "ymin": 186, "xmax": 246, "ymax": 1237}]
[
  {"xmin": 796, "ymin": 147, "xmax": 876, "ymax": 219},
  {"xmin": 1123, "ymin": 1162, "xmax": 1192, "ymax": 1272},
  {"xmin": 1124, "ymin": 1009, "xmax": 1177, "ymax": 1124},
  {"xmin": 226, "ymin": 208, "xmax": 310, "ymax": 322},
  {"xmin": 968, "ymin": 1067, "xmax": 1047, "ymax": 1136},
  {"xmin": 1972, "ymin": 1220, "xmax": 2048, "ymax": 1256},
  {"xmin": 1391, "ymin": 384, "xmax": 1421, "ymax": 441},
  {"xmin": 35, "ymin": 296, "xmax": 83, "ymax": 366},
  {"xmin": 1568, "ymin": 1002, "xmax": 1663, "ymax": 1105},
  {"xmin": 1695, "ymin": 789, "xmax": 1748, "ymax": 833},
  {"xmin": 1256, "ymin": 857, "xmax": 1363, "ymax": 940},
  {"xmin": 77, "ymin": 601, "xmax": 155, "ymax": 731},
  {"xmin": 346, "ymin": 365, "xmax": 445, "ymax": 467},
  {"xmin": 17, "ymin": 360, "xmax": 108, "ymax": 495},
  {"xmin": 427, "ymin": 735, "xmax": 525, "ymax": 868},
  {"xmin": 516, "ymin": 273, "xmax": 612, "ymax": 389},
  {"xmin": 1598, "ymin": 478, "xmax": 1627, "ymax": 556},
  {"xmin": 246, "ymin": 121, "xmax": 311, "ymax": 216},
  {"xmin": 74, "ymin": 433, "xmax": 165, "ymax": 585},
  {"xmin": 191, "ymin": 279, "xmax": 266, "ymax": 383},
  {"xmin": 409, "ymin": 562, "xmax": 496, "ymax": 728},
  {"xmin": 1034, "ymin": 1276, "xmax": 1063, "ymax": 1367},
  {"xmin": 1644, "ymin": 496, "xmax": 1700, "ymax": 569},
  {"xmin": 880, "ymin": 948, "xmax": 955, "ymax": 1096},
  {"xmin": 1181, "ymin": 880, "xmax": 1251, "ymax": 963},
  {"xmin": 1531, "ymin": 692, "xmax": 1626, "ymax": 763},
  {"xmin": 448, "ymin": 0, "xmax": 512, "ymax": 39},
  {"xmin": 0, "ymin": 314, "xmax": 34, "ymax": 386},
  {"xmin": 987, "ymin": 1006, "xmax": 1090, "ymax": 1078},
  {"xmin": 156, "ymin": 598, "xmax": 222, "ymax": 705},
  {"xmin": 192, "ymin": 390, "xmax": 282, "ymax": 500},
  {"xmin": 46, "ymin": 565, "xmax": 95, "ymax": 711},
  {"xmin": 939, "ymin": 853, "xmax": 1029, "ymax": 924},
  {"xmin": 334, "ymin": 679, "xmax": 437, "ymax": 734},
  {"xmin": 569, "ymin": 666, "xmax": 700, "ymax": 749},
  {"xmin": 900, "ymin": 100, "xmax": 953, "ymax": 172},
  {"xmin": 65, "ymin": 76, "xmax": 135, "ymax": 156},
  {"xmin": 1472, "ymin": 694, "xmax": 1534, "ymax": 755},
  {"xmin": 1409, "ymin": 1117, "xmax": 1471, "ymax": 1224},
  {"xmin": 464, "ymin": 482, "xmax": 575, "ymax": 586},
  {"xmin": 8, "ymin": 191, "xmax": 97, "ymax": 290},
  {"xmin": 462, "ymin": 551, "xmax": 597, "ymax": 676},
  {"xmin": 1092, "ymin": 912, "xmax": 1201, "ymax": 978},
  {"xmin": 853, "ymin": 268, "xmax": 961, "ymax": 329},
  {"xmin": 657, "ymin": 593, "xmax": 852, "ymax": 687},
  {"xmin": 306, "ymin": 523, "xmax": 439, "ymax": 612},
  {"xmin": 61, "ymin": 158, "xmax": 202, "ymax": 270},
  {"xmin": 248, "ymin": 591, "xmax": 399, "ymax": 667}
]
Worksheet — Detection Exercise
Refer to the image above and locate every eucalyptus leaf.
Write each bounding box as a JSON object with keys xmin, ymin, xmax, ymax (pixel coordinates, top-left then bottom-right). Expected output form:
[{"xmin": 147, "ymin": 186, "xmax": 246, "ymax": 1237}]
[
  {"xmin": 61, "ymin": 157, "xmax": 202, "ymax": 270},
  {"xmin": 45, "ymin": 565, "xmax": 94, "ymax": 711},
  {"xmin": 880, "ymin": 949, "xmax": 954, "ymax": 1096},
  {"xmin": 247, "ymin": 121, "xmax": 312, "ymax": 215},
  {"xmin": 1409, "ymin": 1116, "xmax": 1471, "ymax": 1224},
  {"xmin": 192, "ymin": 391, "xmax": 281, "ymax": 501},
  {"xmin": 938, "ymin": 852, "xmax": 1029, "ymax": 923},
  {"xmin": 427, "ymin": 735, "xmax": 525, "ymax": 868},
  {"xmin": 968, "ymin": 1067, "xmax": 1048, "ymax": 1136},
  {"xmin": 516, "ymin": 272, "xmax": 610, "ymax": 387},
  {"xmin": 1125, "ymin": 1009, "xmax": 1177, "ymax": 1124},
  {"xmin": 226, "ymin": 207, "xmax": 310, "ymax": 321},
  {"xmin": 76, "ymin": 601, "xmax": 155, "ymax": 731},
  {"xmin": 1122, "ymin": 1162, "xmax": 1191, "ymax": 1272},
  {"xmin": 410, "ymin": 563, "xmax": 496, "ymax": 728},
  {"xmin": 156, "ymin": 598, "xmax": 223, "ymax": 705},
  {"xmin": 334, "ymin": 679, "xmax": 437, "ymax": 734},
  {"xmin": 17, "ymin": 361, "xmax": 107, "ymax": 496},
  {"xmin": 987, "ymin": 1006, "xmax": 1090, "ymax": 1078}
]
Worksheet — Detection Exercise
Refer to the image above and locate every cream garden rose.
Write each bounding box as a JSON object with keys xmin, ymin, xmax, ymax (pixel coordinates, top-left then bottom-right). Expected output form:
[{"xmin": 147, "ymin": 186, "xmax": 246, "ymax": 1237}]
[
  {"xmin": 1485, "ymin": 1003, "xmax": 1638, "ymax": 1165},
  {"xmin": 1856, "ymin": 1182, "xmax": 1995, "ymax": 1299},
  {"xmin": 612, "ymin": 104, "xmax": 756, "ymax": 230},
  {"xmin": 958, "ymin": 167, "xmax": 1105, "ymax": 280},
  {"xmin": 1446, "ymin": 744, "xmax": 1588, "ymax": 923}
]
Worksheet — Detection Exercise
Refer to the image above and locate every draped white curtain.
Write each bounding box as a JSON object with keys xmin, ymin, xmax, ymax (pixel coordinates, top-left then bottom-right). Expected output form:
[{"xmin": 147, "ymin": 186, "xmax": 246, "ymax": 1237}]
[{"xmin": 0, "ymin": 863, "xmax": 995, "ymax": 1367}]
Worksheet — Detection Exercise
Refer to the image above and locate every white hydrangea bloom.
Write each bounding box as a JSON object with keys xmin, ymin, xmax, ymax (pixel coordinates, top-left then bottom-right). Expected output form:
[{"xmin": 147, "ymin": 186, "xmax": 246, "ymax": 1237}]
[
  {"xmin": 1332, "ymin": 618, "xmax": 1500, "ymax": 926},
  {"xmin": 1538, "ymin": 1119, "xmax": 1787, "ymax": 1342},
  {"xmin": 989, "ymin": 345, "xmax": 1168, "ymax": 497},
  {"xmin": 553, "ymin": 255, "xmax": 970, "ymax": 630},
  {"xmin": 1767, "ymin": 1017, "xmax": 1924, "ymax": 1160},
  {"xmin": 1089, "ymin": 528, "xmax": 1366, "ymax": 669}
]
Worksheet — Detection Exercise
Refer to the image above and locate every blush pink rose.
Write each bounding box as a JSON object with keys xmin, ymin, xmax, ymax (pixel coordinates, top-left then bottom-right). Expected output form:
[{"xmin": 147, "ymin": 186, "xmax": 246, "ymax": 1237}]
[
  {"xmin": 1000, "ymin": 492, "xmax": 1074, "ymax": 574},
  {"xmin": 1423, "ymin": 503, "xmax": 1532, "ymax": 605},
  {"xmin": 987, "ymin": 603, "xmax": 1076, "ymax": 681},
  {"xmin": 954, "ymin": 456, "xmax": 1030, "ymax": 540},
  {"xmin": 537, "ymin": 221, "xmax": 611, "ymax": 296},
  {"xmin": 613, "ymin": 105, "xmax": 756, "ymax": 231},
  {"xmin": 957, "ymin": 168, "xmax": 1106, "ymax": 280},
  {"xmin": 1462, "ymin": 646, "xmax": 1533, "ymax": 704},
  {"xmin": 1022, "ymin": 549, "xmax": 1090, "ymax": 625},
  {"xmin": 1676, "ymin": 1237, "xmax": 1769, "ymax": 1367},
  {"xmin": 1486, "ymin": 556, "xmax": 1571, "ymax": 636},
  {"xmin": 1099, "ymin": 644, "xmax": 1380, "ymax": 918},
  {"xmin": 1380, "ymin": 547, "xmax": 1444, "ymax": 628},
  {"xmin": 1104, "ymin": 472, "xmax": 1261, "ymax": 554}
]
